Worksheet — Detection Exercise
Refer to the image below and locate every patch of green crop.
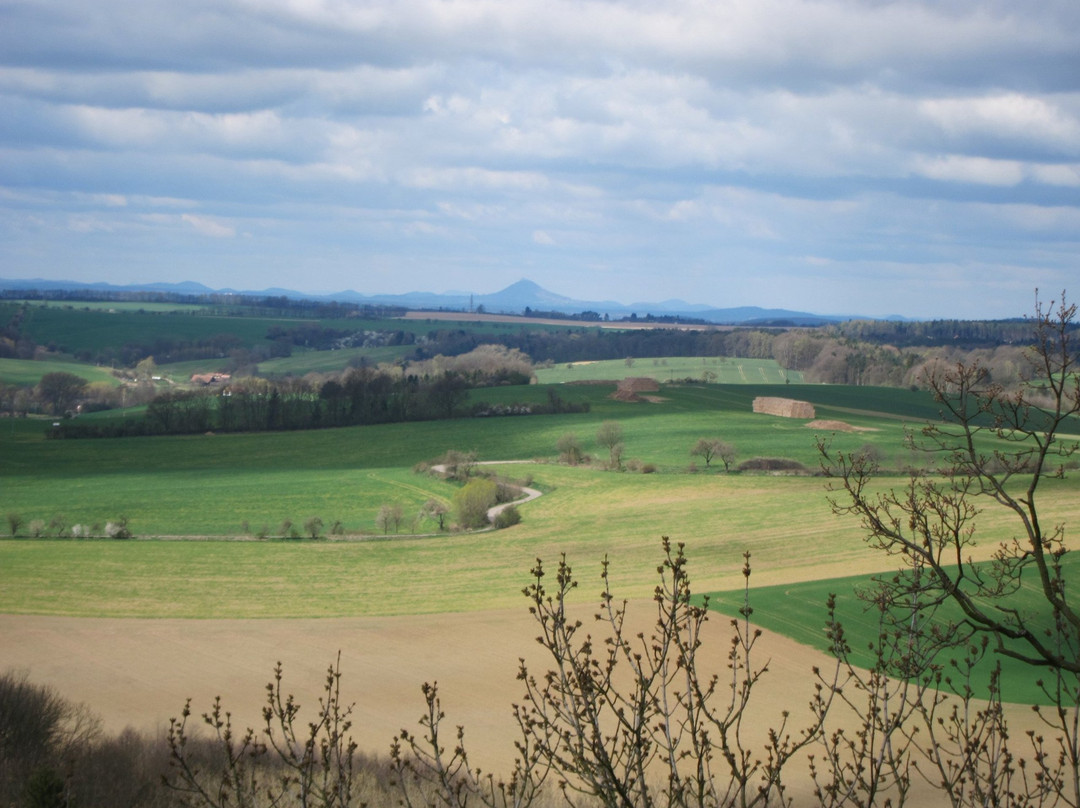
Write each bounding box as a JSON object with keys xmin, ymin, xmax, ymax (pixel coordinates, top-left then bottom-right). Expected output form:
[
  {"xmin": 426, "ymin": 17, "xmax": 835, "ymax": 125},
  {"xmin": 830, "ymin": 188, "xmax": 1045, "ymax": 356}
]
[
  {"xmin": 255, "ymin": 345, "xmax": 417, "ymax": 375},
  {"xmin": 704, "ymin": 549, "xmax": 1080, "ymax": 706},
  {"xmin": 536, "ymin": 357, "xmax": 802, "ymax": 385},
  {"xmin": 0, "ymin": 358, "xmax": 121, "ymax": 387},
  {"xmin": 0, "ymin": 465, "xmax": 453, "ymax": 538},
  {"xmin": 15, "ymin": 305, "xmax": 282, "ymax": 357},
  {"xmin": 5, "ymin": 300, "xmax": 213, "ymax": 314}
]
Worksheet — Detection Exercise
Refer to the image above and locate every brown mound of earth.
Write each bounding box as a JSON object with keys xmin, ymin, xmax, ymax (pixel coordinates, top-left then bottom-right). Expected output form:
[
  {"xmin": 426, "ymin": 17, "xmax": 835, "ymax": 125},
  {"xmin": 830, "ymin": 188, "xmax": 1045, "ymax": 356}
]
[{"xmin": 805, "ymin": 419, "xmax": 876, "ymax": 432}]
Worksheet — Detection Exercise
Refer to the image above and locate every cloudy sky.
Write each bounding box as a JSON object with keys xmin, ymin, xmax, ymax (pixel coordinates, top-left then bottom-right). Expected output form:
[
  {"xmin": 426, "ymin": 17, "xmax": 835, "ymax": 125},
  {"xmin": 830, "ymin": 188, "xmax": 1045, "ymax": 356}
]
[{"xmin": 2, "ymin": 0, "xmax": 1079, "ymax": 318}]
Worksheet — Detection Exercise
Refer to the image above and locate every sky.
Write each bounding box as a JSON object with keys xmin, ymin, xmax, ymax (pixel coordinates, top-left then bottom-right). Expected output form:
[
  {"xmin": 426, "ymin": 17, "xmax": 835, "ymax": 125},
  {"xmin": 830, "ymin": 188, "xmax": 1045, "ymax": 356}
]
[{"xmin": 2, "ymin": 1, "xmax": 1079, "ymax": 319}]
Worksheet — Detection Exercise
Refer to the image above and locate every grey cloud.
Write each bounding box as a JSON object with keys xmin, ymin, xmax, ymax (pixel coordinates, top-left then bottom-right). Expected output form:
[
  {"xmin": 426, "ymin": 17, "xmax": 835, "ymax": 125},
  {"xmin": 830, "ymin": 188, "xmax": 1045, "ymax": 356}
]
[
  {"xmin": 3, "ymin": 1, "xmax": 1077, "ymax": 89},
  {"xmin": 2, "ymin": 0, "xmax": 1079, "ymax": 317}
]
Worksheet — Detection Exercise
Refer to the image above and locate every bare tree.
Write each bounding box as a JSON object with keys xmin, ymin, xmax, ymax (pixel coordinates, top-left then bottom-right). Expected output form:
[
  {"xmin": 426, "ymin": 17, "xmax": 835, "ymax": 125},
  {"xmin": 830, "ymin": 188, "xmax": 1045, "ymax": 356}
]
[
  {"xmin": 822, "ymin": 294, "xmax": 1080, "ymax": 673},
  {"xmin": 596, "ymin": 420, "xmax": 624, "ymax": 470},
  {"xmin": 376, "ymin": 505, "xmax": 394, "ymax": 534},
  {"xmin": 420, "ymin": 499, "xmax": 450, "ymax": 531},
  {"xmin": 391, "ymin": 682, "xmax": 549, "ymax": 808},
  {"xmin": 440, "ymin": 450, "xmax": 477, "ymax": 482},
  {"xmin": 304, "ymin": 516, "xmax": 324, "ymax": 539},
  {"xmin": 389, "ymin": 504, "xmax": 405, "ymax": 533},
  {"xmin": 820, "ymin": 292, "xmax": 1080, "ymax": 803},
  {"xmin": 715, "ymin": 442, "xmax": 737, "ymax": 472},
  {"xmin": 556, "ymin": 432, "xmax": 585, "ymax": 466},
  {"xmin": 0, "ymin": 670, "xmax": 101, "ymax": 804},
  {"xmin": 690, "ymin": 438, "xmax": 737, "ymax": 471}
]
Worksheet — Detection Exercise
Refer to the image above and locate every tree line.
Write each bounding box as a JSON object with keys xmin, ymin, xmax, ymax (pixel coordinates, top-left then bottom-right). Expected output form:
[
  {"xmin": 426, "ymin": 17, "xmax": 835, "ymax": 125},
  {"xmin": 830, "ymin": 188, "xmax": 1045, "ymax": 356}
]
[
  {"xmin": 415, "ymin": 320, "xmax": 1066, "ymax": 391},
  {"xmin": 0, "ymin": 288, "xmax": 406, "ymax": 320},
  {"xmin": 50, "ymin": 375, "xmax": 586, "ymax": 442}
]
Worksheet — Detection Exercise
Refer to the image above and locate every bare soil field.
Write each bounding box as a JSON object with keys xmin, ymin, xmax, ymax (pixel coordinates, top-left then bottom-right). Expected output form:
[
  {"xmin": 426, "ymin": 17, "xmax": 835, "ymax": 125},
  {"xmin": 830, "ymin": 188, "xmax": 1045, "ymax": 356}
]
[
  {"xmin": 2, "ymin": 606, "xmax": 831, "ymax": 766},
  {"xmin": 2, "ymin": 607, "xmax": 1045, "ymax": 805}
]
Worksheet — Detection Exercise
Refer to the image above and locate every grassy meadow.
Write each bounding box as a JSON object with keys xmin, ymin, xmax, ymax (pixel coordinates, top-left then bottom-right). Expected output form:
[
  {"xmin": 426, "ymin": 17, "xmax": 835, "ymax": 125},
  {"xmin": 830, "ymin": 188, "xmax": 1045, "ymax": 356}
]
[
  {"xmin": 0, "ymin": 357, "xmax": 122, "ymax": 387},
  {"xmin": 3, "ymin": 300, "xmax": 587, "ymax": 363},
  {"xmin": 4, "ymin": 299, "xmax": 215, "ymax": 313},
  {"xmin": 535, "ymin": 356, "xmax": 803, "ymax": 384},
  {"xmin": 12, "ymin": 303, "xmax": 286, "ymax": 355}
]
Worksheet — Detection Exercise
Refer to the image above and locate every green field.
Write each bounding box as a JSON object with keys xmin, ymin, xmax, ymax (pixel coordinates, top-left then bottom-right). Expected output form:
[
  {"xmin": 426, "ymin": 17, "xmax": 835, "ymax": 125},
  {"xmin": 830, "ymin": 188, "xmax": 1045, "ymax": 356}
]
[
  {"xmin": 3, "ymin": 301, "xmax": 588, "ymax": 366},
  {"xmin": 254, "ymin": 345, "xmax": 418, "ymax": 375},
  {"xmin": 536, "ymin": 356, "xmax": 802, "ymax": 384},
  {"xmin": 0, "ymin": 357, "xmax": 122, "ymax": 387},
  {"xmin": 5, "ymin": 300, "xmax": 213, "ymax": 314},
  {"xmin": 705, "ymin": 551, "xmax": 1080, "ymax": 705}
]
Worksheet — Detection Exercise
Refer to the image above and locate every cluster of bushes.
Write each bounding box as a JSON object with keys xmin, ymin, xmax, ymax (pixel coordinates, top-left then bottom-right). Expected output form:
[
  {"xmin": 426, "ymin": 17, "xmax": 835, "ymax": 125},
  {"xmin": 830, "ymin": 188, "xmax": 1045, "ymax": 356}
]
[
  {"xmin": 473, "ymin": 388, "xmax": 590, "ymax": 419},
  {"xmin": 554, "ymin": 422, "xmax": 655, "ymax": 474},
  {"xmin": 240, "ymin": 517, "xmax": 345, "ymax": 539},
  {"xmin": 412, "ymin": 450, "xmax": 533, "ymax": 532},
  {"xmin": 735, "ymin": 456, "xmax": 809, "ymax": 473},
  {"xmin": 6, "ymin": 513, "xmax": 131, "ymax": 539}
]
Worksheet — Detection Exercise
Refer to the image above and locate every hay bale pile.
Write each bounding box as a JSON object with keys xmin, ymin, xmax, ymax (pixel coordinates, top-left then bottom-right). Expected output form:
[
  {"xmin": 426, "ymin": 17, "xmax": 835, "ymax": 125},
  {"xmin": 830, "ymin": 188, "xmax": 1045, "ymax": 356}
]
[
  {"xmin": 752, "ymin": 396, "xmax": 816, "ymax": 419},
  {"xmin": 611, "ymin": 377, "xmax": 661, "ymax": 402}
]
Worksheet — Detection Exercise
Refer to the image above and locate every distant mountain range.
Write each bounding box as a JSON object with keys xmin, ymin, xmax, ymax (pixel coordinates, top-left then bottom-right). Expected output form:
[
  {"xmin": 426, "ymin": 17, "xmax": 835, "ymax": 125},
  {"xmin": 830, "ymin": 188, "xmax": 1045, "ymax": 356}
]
[{"xmin": 0, "ymin": 276, "xmax": 889, "ymax": 325}]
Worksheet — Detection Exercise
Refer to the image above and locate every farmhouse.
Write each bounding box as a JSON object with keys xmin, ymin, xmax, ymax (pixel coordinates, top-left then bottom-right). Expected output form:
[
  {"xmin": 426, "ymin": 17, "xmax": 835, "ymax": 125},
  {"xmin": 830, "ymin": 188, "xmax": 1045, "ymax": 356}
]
[{"xmin": 752, "ymin": 396, "xmax": 815, "ymax": 419}]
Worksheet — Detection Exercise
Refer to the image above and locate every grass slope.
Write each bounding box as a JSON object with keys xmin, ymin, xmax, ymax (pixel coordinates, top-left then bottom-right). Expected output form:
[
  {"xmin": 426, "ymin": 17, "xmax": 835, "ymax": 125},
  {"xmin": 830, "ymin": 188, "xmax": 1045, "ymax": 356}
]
[
  {"xmin": 0, "ymin": 469, "xmax": 879, "ymax": 618},
  {"xmin": 704, "ymin": 546, "xmax": 1080, "ymax": 705},
  {"xmin": 536, "ymin": 356, "xmax": 802, "ymax": 384},
  {"xmin": 0, "ymin": 357, "xmax": 121, "ymax": 387},
  {"xmin": 4, "ymin": 464, "xmax": 1078, "ymax": 622}
]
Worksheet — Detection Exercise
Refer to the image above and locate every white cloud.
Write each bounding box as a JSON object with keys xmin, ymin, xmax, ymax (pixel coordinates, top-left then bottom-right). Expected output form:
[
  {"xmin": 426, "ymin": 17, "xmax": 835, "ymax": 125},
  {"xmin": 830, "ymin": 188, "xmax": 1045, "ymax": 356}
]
[
  {"xmin": 1031, "ymin": 163, "xmax": 1080, "ymax": 187},
  {"xmin": 920, "ymin": 93, "xmax": 1080, "ymax": 154},
  {"xmin": 403, "ymin": 166, "xmax": 551, "ymax": 192},
  {"xmin": 180, "ymin": 214, "xmax": 237, "ymax": 238},
  {"xmin": 911, "ymin": 154, "xmax": 1027, "ymax": 186}
]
